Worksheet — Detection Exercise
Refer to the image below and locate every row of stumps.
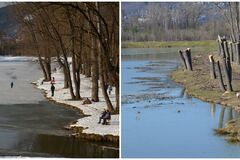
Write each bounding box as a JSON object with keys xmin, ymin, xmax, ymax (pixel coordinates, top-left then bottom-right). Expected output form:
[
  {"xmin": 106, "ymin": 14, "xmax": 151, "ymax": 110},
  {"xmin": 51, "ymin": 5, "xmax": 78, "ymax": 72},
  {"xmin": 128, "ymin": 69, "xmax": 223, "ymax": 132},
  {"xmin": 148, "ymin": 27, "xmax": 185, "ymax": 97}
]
[
  {"xmin": 209, "ymin": 36, "xmax": 233, "ymax": 92},
  {"xmin": 178, "ymin": 37, "xmax": 233, "ymax": 93}
]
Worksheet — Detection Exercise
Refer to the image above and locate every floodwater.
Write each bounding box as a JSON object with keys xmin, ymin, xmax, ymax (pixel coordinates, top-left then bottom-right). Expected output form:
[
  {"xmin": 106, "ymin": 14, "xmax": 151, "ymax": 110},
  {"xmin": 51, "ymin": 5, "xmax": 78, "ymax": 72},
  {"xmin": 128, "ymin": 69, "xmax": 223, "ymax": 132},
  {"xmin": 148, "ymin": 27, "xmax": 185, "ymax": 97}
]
[
  {"xmin": 121, "ymin": 48, "xmax": 240, "ymax": 158},
  {"xmin": 0, "ymin": 57, "xmax": 118, "ymax": 158}
]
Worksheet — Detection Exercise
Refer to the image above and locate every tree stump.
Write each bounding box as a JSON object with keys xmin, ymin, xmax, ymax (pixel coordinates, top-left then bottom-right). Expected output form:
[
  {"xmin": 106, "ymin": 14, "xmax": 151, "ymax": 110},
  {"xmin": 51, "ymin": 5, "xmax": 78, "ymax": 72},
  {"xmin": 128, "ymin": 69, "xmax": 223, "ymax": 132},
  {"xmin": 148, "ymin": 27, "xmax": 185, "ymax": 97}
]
[
  {"xmin": 236, "ymin": 42, "xmax": 240, "ymax": 65},
  {"xmin": 183, "ymin": 48, "xmax": 192, "ymax": 71},
  {"xmin": 229, "ymin": 42, "xmax": 234, "ymax": 62},
  {"xmin": 222, "ymin": 58, "xmax": 233, "ymax": 92},
  {"xmin": 216, "ymin": 61, "xmax": 226, "ymax": 92},
  {"xmin": 209, "ymin": 55, "xmax": 216, "ymax": 79},
  {"xmin": 179, "ymin": 50, "xmax": 187, "ymax": 70}
]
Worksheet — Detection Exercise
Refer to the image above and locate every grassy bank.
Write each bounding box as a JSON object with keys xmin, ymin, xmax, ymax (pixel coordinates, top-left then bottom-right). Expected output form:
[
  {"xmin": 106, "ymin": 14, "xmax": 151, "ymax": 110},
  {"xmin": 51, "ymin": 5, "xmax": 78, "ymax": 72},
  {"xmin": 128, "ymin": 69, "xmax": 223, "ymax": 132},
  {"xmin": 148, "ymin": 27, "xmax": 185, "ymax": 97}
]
[
  {"xmin": 170, "ymin": 53, "xmax": 240, "ymax": 143},
  {"xmin": 170, "ymin": 53, "xmax": 240, "ymax": 108},
  {"xmin": 122, "ymin": 40, "xmax": 217, "ymax": 49}
]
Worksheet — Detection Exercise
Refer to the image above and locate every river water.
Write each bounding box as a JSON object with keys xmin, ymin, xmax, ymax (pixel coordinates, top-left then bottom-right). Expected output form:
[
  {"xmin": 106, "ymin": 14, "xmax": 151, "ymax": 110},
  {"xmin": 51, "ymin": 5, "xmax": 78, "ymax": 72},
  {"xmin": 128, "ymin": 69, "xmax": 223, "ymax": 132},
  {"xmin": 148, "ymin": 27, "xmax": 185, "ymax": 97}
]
[
  {"xmin": 0, "ymin": 57, "xmax": 118, "ymax": 158},
  {"xmin": 121, "ymin": 48, "xmax": 240, "ymax": 158}
]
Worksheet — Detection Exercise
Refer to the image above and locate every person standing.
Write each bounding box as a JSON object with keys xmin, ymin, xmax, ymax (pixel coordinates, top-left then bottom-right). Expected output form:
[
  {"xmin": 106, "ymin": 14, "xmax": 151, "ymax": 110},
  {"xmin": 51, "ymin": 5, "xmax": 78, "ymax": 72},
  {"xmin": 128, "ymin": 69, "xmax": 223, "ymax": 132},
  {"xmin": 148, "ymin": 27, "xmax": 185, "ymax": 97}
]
[
  {"xmin": 10, "ymin": 82, "xmax": 14, "ymax": 88},
  {"xmin": 51, "ymin": 84, "xmax": 55, "ymax": 97}
]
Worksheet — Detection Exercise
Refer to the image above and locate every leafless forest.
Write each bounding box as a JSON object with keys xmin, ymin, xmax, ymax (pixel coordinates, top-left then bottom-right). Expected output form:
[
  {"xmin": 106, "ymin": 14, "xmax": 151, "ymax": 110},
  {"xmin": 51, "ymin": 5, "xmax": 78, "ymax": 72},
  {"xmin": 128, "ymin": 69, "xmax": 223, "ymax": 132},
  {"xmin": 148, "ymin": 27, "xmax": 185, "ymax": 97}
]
[
  {"xmin": 122, "ymin": 2, "xmax": 240, "ymax": 42},
  {"xmin": 9, "ymin": 2, "xmax": 119, "ymax": 112}
]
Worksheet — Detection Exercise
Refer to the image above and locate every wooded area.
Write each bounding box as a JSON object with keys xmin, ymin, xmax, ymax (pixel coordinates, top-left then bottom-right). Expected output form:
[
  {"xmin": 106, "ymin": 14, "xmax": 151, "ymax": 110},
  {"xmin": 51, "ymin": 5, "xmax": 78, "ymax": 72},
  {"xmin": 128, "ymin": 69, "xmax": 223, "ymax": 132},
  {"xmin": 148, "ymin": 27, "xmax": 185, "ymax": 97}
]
[
  {"xmin": 177, "ymin": 2, "xmax": 240, "ymax": 93},
  {"xmin": 12, "ymin": 2, "xmax": 119, "ymax": 112},
  {"xmin": 208, "ymin": 2, "xmax": 240, "ymax": 93},
  {"xmin": 122, "ymin": 2, "xmax": 230, "ymax": 41}
]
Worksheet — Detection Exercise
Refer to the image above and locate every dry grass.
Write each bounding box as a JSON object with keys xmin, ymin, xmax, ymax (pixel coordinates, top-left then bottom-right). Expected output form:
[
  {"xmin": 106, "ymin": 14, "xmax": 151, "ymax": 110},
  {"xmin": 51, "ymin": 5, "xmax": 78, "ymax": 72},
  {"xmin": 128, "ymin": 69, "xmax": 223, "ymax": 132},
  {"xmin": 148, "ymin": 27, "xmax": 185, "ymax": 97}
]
[{"xmin": 171, "ymin": 53, "xmax": 240, "ymax": 108}]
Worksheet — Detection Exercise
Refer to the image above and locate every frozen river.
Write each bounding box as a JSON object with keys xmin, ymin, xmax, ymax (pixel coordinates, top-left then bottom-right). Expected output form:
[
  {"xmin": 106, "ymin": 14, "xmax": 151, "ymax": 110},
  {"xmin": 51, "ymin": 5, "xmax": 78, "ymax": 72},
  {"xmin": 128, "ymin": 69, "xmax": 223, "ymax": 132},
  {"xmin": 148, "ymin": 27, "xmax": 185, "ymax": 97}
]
[{"xmin": 0, "ymin": 57, "xmax": 118, "ymax": 158}]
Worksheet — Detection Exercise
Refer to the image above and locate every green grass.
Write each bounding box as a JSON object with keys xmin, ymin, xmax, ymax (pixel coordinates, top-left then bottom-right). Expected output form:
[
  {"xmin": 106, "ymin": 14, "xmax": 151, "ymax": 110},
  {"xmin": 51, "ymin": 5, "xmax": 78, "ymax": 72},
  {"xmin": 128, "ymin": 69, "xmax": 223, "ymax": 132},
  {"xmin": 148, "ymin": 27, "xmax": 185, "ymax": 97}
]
[{"xmin": 122, "ymin": 40, "xmax": 217, "ymax": 49}]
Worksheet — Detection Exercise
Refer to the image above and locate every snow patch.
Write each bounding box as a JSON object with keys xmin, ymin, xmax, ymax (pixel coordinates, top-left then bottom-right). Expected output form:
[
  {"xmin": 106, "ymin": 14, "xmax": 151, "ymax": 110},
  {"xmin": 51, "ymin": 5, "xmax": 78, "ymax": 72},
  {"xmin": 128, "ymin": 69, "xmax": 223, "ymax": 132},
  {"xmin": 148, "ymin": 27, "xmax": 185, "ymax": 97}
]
[{"xmin": 35, "ymin": 66, "xmax": 119, "ymax": 137}]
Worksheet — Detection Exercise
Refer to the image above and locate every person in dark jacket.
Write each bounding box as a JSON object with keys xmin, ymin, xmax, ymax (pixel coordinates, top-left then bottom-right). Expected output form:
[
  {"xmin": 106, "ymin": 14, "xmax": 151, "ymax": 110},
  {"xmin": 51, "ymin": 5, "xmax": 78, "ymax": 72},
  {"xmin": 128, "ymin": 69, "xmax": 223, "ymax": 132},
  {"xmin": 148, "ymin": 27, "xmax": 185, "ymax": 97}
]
[
  {"xmin": 102, "ymin": 109, "xmax": 111, "ymax": 125},
  {"xmin": 51, "ymin": 84, "xmax": 55, "ymax": 97},
  {"xmin": 10, "ymin": 82, "xmax": 14, "ymax": 88},
  {"xmin": 98, "ymin": 108, "xmax": 107, "ymax": 124}
]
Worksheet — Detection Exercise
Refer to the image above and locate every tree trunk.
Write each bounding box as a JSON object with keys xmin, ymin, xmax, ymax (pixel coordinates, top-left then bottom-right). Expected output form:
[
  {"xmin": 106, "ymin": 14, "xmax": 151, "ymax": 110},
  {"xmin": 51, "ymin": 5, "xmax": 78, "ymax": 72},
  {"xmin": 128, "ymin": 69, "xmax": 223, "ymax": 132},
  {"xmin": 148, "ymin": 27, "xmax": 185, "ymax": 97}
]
[
  {"xmin": 67, "ymin": 8, "xmax": 81, "ymax": 100},
  {"xmin": 38, "ymin": 54, "xmax": 48, "ymax": 81},
  {"xmin": 91, "ymin": 36, "xmax": 99, "ymax": 102},
  {"xmin": 115, "ymin": 82, "xmax": 119, "ymax": 113},
  {"xmin": 222, "ymin": 57, "xmax": 233, "ymax": 92},
  {"xmin": 218, "ymin": 35, "xmax": 223, "ymax": 56},
  {"xmin": 229, "ymin": 42, "xmax": 234, "ymax": 62},
  {"xmin": 216, "ymin": 61, "xmax": 226, "ymax": 92},
  {"xmin": 63, "ymin": 66, "xmax": 69, "ymax": 88},
  {"xmin": 95, "ymin": 2, "xmax": 114, "ymax": 111},
  {"xmin": 64, "ymin": 56, "xmax": 76, "ymax": 99},
  {"xmin": 72, "ymin": 53, "xmax": 81, "ymax": 99},
  {"xmin": 220, "ymin": 39, "xmax": 226, "ymax": 58},
  {"xmin": 179, "ymin": 50, "xmax": 187, "ymax": 70},
  {"xmin": 209, "ymin": 55, "xmax": 216, "ymax": 79},
  {"xmin": 44, "ymin": 57, "xmax": 51, "ymax": 81},
  {"xmin": 99, "ymin": 51, "xmax": 114, "ymax": 111},
  {"xmin": 57, "ymin": 56, "xmax": 69, "ymax": 88},
  {"xmin": 183, "ymin": 48, "xmax": 192, "ymax": 71},
  {"xmin": 237, "ymin": 42, "xmax": 240, "ymax": 65},
  {"xmin": 224, "ymin": 41, "xmax": 232, "ymax": 82}
]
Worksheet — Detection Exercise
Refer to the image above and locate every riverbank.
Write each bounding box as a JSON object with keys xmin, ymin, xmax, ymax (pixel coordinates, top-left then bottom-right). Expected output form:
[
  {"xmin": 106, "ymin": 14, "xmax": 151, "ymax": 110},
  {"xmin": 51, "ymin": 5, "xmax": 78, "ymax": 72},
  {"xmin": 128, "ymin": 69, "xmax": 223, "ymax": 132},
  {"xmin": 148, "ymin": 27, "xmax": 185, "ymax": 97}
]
[
  {"xmin": 170, "ymin": 52, "xmax": 240, "ymax": 143},
  {"xmin": 122, "ymin": 40, "xmax": 216, "ymax": 50},
  {"xmin": 34, "ymin": 67, "xmax": 119, "ymax": 144}
]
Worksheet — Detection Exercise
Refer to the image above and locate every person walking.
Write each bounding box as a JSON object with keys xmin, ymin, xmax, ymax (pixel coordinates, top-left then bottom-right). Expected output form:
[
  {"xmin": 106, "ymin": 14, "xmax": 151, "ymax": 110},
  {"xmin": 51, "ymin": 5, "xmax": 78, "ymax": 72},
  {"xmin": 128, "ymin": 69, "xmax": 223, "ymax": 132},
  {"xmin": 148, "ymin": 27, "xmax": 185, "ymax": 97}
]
[
  {"xmin": 51, "ymin": 84, "xmax": 55, "ymax": 97},
  {"xmin": 10, "ymin": 82, "xmax": 14, "ymax": 88}
]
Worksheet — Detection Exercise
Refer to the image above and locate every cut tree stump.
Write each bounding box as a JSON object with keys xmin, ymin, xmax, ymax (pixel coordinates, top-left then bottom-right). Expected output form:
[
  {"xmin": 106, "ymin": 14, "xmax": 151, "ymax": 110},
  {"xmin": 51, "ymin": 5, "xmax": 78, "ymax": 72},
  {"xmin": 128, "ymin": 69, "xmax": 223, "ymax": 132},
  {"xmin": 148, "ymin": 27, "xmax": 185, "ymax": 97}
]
[{"xmin": 209, "ymin": 55, "xmax": 216, "ymax": 79}]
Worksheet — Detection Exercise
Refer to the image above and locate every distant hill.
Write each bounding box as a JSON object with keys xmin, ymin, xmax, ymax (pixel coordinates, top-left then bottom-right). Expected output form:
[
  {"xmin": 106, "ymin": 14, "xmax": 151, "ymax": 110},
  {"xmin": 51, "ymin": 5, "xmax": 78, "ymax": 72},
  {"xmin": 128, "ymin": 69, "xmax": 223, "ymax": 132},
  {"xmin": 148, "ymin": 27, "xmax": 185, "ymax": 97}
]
[
  {"xmin": 0, "ymin": 5, "xmax": 17, "ymax": 37},
  {"xmin": 122, "ymin": 2, "xmax": 148, "ymax": 17}
]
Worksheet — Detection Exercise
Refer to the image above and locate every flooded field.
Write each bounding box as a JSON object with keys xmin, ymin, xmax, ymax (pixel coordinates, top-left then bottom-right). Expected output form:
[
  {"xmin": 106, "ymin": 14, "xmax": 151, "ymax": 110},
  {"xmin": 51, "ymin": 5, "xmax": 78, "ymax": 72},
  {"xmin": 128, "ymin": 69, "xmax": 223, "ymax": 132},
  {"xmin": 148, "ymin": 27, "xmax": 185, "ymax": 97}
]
[{"xmin": 121, "ymin": 48, "xmax": 240, "ymax": 158}]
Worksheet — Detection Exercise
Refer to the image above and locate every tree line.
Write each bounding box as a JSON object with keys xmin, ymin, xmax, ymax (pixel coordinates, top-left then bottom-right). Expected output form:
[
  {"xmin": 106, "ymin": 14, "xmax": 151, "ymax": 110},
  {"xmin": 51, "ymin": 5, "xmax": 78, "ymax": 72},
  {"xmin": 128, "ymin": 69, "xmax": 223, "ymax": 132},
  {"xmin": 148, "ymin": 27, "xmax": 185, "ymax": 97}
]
[
  {"xmin": 122, "ymin": 2, "xmax": 230, "ymax": 41},
  {"xmin": 12, "ymin": 2, "xmax": 119, "ymax": 112}
]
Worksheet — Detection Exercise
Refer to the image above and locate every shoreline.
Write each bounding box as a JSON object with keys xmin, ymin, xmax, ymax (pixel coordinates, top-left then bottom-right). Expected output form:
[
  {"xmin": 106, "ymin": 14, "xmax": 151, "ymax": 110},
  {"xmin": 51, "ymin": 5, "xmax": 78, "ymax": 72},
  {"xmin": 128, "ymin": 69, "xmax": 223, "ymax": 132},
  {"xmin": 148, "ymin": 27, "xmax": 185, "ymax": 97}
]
[
  {"xmin": 33, "ymin": 67, "xmax": 119, "ymax": 144},
  {"xmin": 122, "ymin": 40, "xmax": 216, "ymax": 49},
  {"xmin": 170, "ymin": 53, "xmax": 240, "ymax": 109},
  {"xmin": 170, "ymin": 53, "xmax": 240, "ymax": 143}
]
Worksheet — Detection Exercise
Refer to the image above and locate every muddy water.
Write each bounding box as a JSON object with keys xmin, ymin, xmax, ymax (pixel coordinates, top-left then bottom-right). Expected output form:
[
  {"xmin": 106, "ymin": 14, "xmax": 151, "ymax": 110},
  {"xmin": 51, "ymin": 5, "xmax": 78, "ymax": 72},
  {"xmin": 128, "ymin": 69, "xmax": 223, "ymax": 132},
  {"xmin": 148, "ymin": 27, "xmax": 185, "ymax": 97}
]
[
  {"xmin": 121, "ymin": 48, "xmax": 240, "ymax": 158},
  {"xmin": 0, "ymin": 57, "xmax": 118, "ymax": 158}
]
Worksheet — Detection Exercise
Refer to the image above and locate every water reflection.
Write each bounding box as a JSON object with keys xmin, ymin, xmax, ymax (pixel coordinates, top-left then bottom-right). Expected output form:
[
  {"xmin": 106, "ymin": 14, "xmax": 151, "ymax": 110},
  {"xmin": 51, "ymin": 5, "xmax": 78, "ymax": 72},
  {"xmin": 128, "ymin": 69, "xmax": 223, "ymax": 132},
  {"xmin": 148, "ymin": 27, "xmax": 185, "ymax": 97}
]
[
  {"xmin": 216, "ymin": 106, "xmax": 238, "ymax": 129},
  {"xmin": 30, "ymin": 134, "xmax": 119, "ymax": 158},
  {"xmin": 210, "ymin": 103, "xmax": 216, "ymax": 117},
  {"xmin": 0, "ymin": 102, "xmax": 119, "ymax": 158},
  {"xmin": 179, "ymin": 88, "xmax": 185, "ymax": 98},
  {"xmin": 218, "ymin": 107, "xmax": 226, "ymax": 128},
  {"xmin": 227, "ymin": 108, "xmax": 233, "ymax": 122}
]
